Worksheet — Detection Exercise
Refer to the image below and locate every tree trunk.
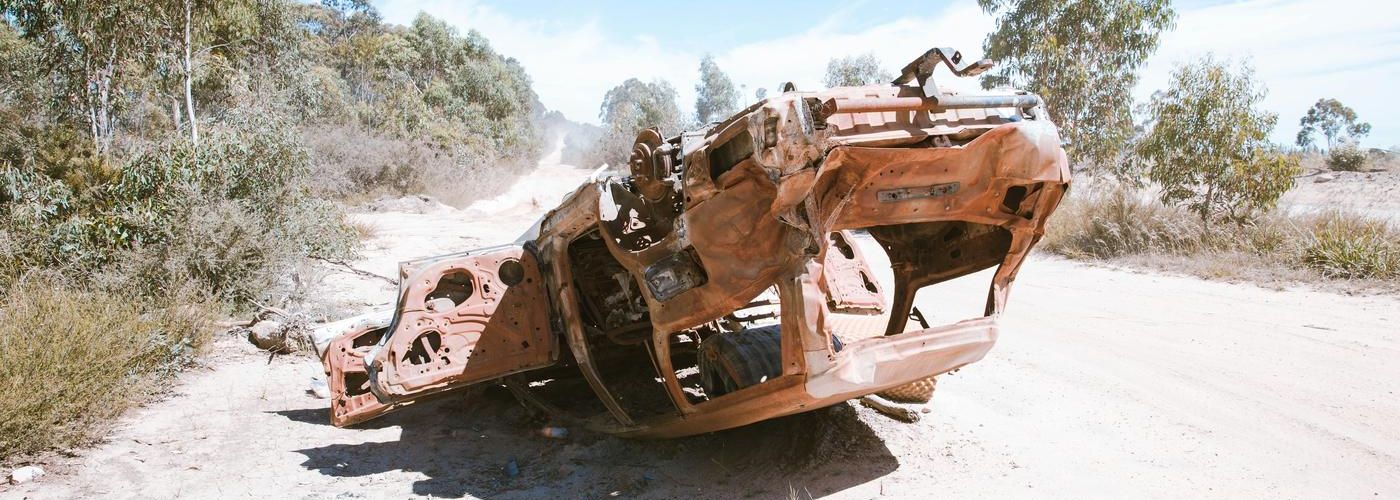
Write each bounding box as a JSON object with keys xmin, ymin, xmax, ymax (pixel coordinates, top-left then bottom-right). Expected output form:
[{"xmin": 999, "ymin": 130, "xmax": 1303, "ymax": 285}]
[
  {"xmin": 1201, "ymin": 178, "xmax": 1215, "ymax": 233},
  {"xmin": 96, "ymin": 42, "xmax": 117, "ymax": 153},
  {"xmin": 172, "ymin": 97, "xmax": 183, "ymax": 130},
  {"xmin": 84, "ymin": 54, "xmax": 100, "ymax": 151},
  {"xmin": 183, "ymin": 0, "xmax": 199, "ymax": 146}
]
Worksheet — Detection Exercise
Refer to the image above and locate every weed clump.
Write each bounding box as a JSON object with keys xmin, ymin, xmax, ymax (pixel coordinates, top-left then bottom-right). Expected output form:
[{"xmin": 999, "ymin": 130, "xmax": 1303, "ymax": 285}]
[{"xmin": 1043, "ymin": 186, "xmax": 1400, "ymax": 284}]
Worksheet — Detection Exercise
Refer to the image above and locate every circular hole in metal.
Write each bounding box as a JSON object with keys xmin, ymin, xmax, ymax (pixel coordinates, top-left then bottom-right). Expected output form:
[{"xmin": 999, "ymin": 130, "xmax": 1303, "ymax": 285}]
[{"xmin": 498, "ymin": 259, "xmax": 525, "ymax": 286}]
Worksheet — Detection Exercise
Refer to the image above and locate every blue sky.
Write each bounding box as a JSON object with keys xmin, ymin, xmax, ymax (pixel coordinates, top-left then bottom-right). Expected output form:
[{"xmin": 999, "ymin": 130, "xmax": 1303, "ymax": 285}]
[{"xmin": 375, "ymin": 0, "xmax": 1399, "ymax": 148}]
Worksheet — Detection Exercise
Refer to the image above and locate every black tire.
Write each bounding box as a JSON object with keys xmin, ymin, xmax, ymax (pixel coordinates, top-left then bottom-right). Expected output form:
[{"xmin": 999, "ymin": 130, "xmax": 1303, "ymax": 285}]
[{"xmin": 697, "ymin": 325, "xmax": 844, "ymax": 397}]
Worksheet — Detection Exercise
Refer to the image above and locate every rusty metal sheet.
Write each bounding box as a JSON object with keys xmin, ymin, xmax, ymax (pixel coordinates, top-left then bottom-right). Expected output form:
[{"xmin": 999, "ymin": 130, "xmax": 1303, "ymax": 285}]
[{"xmin": 318, "ymin": 45, "xmax": 1071, "ymax": 438}]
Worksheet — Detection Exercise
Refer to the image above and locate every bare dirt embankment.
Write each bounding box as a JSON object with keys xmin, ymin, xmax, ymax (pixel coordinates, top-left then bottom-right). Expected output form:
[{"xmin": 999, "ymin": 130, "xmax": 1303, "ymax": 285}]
[
  {"xmin": 1283, "ymin": 168, "xmax": 1400, "ymax": 222},
  {"xmin": 5, "ymin": 149, "xmax": 1400, "ymax": 499}
]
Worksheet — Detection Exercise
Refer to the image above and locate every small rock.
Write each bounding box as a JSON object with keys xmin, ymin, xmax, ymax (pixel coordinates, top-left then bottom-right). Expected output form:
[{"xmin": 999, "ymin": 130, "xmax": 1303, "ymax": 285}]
[
  {"xmin": 10, "ymin": 465, "xmax": 44, "ymax": 485},
  {"xmin": 247, "ymin": 320, "xmax": 287, "ymax": 351},
  {"xmin": 1315, "ymin": 173, "xmax": 1336, "ymax": 183},
  {"xmin": 920, "ymin": 407, "xmax": 932, "ymax": 414}
]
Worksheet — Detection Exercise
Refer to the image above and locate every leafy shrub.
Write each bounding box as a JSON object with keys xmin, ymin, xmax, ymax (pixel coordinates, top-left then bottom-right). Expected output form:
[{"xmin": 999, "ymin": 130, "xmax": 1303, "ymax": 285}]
[
  {"xmin": 1326, "ymin": 142, "xmax": 1368, "ymax": 171},
  {"xmin": 302, "ymin": 124, "xmax": 541, "ymax": 207},
  {"xmin": 0, "ymin": 119, "xmax": 357, "ymax": 304},
  {"xmin": 1137, "ymin": 58, "xmax": 1300, "ymax": 222}
]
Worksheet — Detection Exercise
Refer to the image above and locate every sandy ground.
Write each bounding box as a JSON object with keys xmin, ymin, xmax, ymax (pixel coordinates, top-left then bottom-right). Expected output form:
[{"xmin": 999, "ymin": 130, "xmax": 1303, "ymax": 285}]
[
  {"xmin": 5, "ymin": 149, "xmax": 1400, "ymax": 499},
  {"xmin": 1282, "ymin": 168, "xmax": 1400, "ymax": 222}
]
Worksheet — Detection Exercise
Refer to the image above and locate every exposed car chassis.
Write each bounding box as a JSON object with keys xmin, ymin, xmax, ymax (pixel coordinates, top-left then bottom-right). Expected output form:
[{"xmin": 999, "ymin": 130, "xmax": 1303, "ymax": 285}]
[{"xmin": 314, "ymin": 47, "xmax": 1070, "ymax": 438}]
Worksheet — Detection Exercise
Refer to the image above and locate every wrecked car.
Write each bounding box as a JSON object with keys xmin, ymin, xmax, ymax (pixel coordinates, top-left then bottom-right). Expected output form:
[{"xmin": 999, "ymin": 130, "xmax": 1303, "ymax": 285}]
[{"xmin": 312, "ymin": 47, "xmax": 1070, "ymax": 438}]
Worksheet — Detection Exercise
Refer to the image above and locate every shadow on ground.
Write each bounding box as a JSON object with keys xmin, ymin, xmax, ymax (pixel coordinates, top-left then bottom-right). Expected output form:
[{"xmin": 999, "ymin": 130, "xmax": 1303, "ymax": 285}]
[{"xmin": 284, "ymin": 388, "xmax": 900, "ymax": 498}]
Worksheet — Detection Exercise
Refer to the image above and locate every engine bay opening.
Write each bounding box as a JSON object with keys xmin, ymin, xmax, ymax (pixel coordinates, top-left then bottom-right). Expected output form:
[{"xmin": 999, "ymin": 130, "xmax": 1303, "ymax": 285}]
[{"xmin": 829, "ymin": 222, "xmax": 1013, "ymax": 342}]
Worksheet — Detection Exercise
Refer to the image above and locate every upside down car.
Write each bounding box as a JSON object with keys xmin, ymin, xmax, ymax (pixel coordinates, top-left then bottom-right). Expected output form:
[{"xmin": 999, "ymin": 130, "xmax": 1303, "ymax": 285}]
[{"xmin": 312, "ymin": 46, "xmax": 1070, "ymax": 438}]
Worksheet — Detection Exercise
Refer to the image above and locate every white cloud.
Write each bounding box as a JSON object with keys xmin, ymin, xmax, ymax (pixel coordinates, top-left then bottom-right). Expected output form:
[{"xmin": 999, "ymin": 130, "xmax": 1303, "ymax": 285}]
[
  {"xmin": 375, "ymin": 0, "xmax": 992, "ymax": 125},
  {"xmin": 377, "ymin": 0, "xmax": 1399, "ymax": 147},
  {"xmin": 376, "ymin": 0, "xmax": 699, "ymax": 123},
  {"xmin": 715, "ymin": 3, "xmax": 993, "ymax": 104}
]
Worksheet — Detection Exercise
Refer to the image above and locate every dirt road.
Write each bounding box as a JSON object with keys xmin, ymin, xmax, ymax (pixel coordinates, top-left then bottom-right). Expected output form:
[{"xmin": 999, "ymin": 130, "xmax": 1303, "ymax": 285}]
[{"xmin": 5, "ymin": 150, "xmax": 1399, "ymax": 499}]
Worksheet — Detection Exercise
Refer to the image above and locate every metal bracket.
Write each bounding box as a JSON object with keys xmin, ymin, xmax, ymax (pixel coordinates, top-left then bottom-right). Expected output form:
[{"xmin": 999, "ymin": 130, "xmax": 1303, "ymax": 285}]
[{"xmin": 892, "ymin": 47, "xmax": 993, "ymax": 86}]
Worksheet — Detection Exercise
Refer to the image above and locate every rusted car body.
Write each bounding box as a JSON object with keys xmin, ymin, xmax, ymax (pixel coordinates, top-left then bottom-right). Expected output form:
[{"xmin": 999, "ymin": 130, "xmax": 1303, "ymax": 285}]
[{"xmin": 314, "ymin": 47, "xmax": 1070, "ymax": 438}]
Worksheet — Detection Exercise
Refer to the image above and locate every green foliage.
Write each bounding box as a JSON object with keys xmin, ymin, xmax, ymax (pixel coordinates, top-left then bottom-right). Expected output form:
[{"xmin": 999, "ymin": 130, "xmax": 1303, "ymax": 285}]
[
  {"xmin": 1, "ymin": 120, "xmax": 357, "ymax": 304},
  {"xmin": 978, "ymin": 0, "xmax": 1176, "ymax": 171},
  {"xmin": 1, "ymin": 0, "xmax": 165, "ymax": 151},
  {"xmin": 1296, "ymin": 98, "xmax": 1370, "ymax": 150},
  {"xmin": 1326, "ymin": 141, "xmax": 1368, "ymax": 171},
  {"xmin": 0, "ymin": 276, "xmax": 215, "ymax": 458},
  {"xmin": 1136, "ymin": 57, "xmax": 1300, "ymax": 222},
  {"xmin": 325, "ymin": 11, "xmax": 539, "ymax": 150},
  {"xmin": 0, "ymin": 0, "xmax": 548, "ymax": 461},
  {"xmin": 823, "ymin": 53, "xmax": 890, "ymax": 87},
  {"xmin": 288, "ymin": 8, "xmax": 544, "ymax": 201},
  {"xmin": 1, "ymin": 2, "xmax": 544, "ymax": 202},
  {"xmin": 695, "ymin": 54, "xmax": 740, "ymax": 124},
  {"xmin": 594, "ymin": 78, "xmax": 683, "ymax": 167}
]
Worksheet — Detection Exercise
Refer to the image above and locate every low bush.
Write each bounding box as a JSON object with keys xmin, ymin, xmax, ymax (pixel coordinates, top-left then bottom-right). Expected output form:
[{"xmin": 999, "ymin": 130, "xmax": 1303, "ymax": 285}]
[
  {"xmin": 302, "ymin": 124, "xmax": 540, "ymax": 207},
  {"xmin": 1327, "ymin": 143, "xmax": 1368, "ymax": 171},
  {"xmin": 1, "ymin": 119, "xmax": 357, "ymax": 305},
  {"xmin": 0, "ymin": 276, "xmax": 215, "ymax": 458},
  {"xmin": 1301, "ymin": 211, "xmax": 1400, "ymax": 279}
]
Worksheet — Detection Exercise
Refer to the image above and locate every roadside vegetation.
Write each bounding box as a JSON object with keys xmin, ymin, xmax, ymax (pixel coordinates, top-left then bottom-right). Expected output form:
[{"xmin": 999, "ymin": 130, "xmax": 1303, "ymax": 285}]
[
  {"xmin": 973, "ymin": 0, "xmax": 1398, "ymax": 289},
  {"xmin": 1043, "ymin": 189, "xmax": 1400, "ymax": 283},
  {"xmin": 0, "ymin": 0, "xmax": 544, "ymax": 461}
]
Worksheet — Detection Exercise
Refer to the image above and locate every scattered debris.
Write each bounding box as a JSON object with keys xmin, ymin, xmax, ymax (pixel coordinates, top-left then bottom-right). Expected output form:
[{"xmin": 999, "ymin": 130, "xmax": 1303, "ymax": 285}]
[
  {"xmin": 309, "ymin": 375, "xmax": 331, "ymax": 399},
  {"xmin": 313, "ymin": 256, "xmax": 396, "ymax": 285},
  {"xmin": 9, "ymin": 465, "xmax": 44, "ymax": 485},
  {"xmin": 860, "ymin": 395, "xmax": 921, "ymax": 423},
  {"xmin": 365, "ymin": 194, "xmax": 448, "ymax": 214},
  {"xmin": 538, "ymin": 427, "xmax": 569, "ymax": 439}
]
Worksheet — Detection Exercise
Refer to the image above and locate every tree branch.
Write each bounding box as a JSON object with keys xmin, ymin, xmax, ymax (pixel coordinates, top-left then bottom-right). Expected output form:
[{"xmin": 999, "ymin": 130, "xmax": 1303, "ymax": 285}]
[{"xmin": 313, "ymin": 257, "xmax": 397, "ymax": 285}]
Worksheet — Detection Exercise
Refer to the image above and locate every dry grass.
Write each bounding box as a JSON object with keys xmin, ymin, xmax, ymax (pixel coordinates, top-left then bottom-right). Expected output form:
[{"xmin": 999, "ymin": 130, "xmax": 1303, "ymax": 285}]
[
  {"xmin": 1042, "ymin": 188, "xmax": 1206, "ymax": 259},
  {"xmin": 348, "ymin": 218, "xmax": 378, "ymax": 241},
  {"xmin": 0, "ymin": 277, "xmax": 216, "ymax": 460},
  {"xmin": 1301, "ymin": 211, "xmax": 1400, "ymax": 279},
  {"xmin": 1043, "ymin": 186, "xmax": 1400, "ymax": 287}
]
